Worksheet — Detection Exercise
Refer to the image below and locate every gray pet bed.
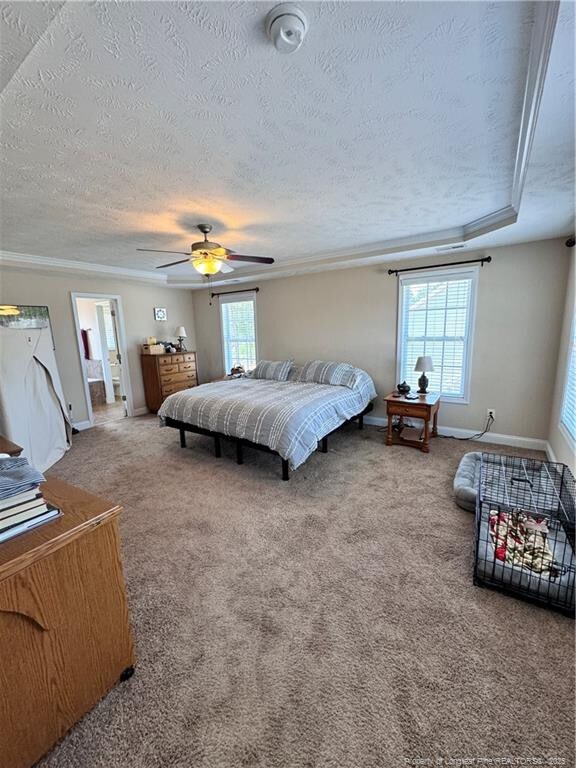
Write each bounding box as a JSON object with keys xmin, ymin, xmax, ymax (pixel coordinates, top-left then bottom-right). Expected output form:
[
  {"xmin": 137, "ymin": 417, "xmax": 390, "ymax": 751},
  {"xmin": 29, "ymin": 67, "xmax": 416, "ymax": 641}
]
[{"xmin": 454, "ymin": 451, "xmax": 482, "ymax": 512}]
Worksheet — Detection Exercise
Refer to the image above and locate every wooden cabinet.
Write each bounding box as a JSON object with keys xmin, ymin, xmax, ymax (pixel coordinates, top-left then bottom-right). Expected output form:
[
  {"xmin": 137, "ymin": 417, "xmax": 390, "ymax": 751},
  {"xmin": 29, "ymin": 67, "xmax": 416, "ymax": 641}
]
[
  {"xmin": 141, "ymin": 351, "xmax": 198, "ymax": 413},
  {"xmin": 0, "ymin": 478, "xmax": 135, "ymax": 768}
]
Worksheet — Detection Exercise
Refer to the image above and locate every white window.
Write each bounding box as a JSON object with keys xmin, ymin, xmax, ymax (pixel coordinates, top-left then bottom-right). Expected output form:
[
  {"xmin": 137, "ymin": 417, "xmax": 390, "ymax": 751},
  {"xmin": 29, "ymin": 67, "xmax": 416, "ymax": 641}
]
[
  {"xmin": 219, "ymin": 291, "xmax": 258, "ymax": 373},
  {"xmin": 397, "ymin": 266, "xmax": 478, "ymax": 401},
  {"xmin": 560, "ymin": 313, "xmax": 576, "ymax": 443},
  {"xmin": 100, "ymin": 304, "xmax": 117, "ymax": 351}
]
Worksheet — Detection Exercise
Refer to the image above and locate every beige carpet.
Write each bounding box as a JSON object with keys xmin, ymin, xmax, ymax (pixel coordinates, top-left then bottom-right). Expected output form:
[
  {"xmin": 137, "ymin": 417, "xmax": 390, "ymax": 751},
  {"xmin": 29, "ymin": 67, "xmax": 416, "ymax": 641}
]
[{"xmin": 41, "ymin": 416, "xmax": 574, "ymax": 767}]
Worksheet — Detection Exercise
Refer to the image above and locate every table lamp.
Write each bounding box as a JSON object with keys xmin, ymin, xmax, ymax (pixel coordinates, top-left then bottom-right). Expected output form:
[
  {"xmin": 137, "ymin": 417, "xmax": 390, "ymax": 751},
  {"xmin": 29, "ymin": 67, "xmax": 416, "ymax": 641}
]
[
  {"xmin": 414, "ymin": 356, "xmax": 434, "ymax": 394},
  {"xmin": 175, "ymin": 326, "xmax": 187, "ymax": 351}
]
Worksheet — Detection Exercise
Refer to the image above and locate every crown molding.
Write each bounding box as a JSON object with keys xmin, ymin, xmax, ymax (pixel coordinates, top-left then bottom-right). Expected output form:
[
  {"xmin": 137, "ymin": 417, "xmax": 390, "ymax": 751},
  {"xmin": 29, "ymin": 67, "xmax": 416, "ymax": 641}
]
[
  {"xmin": 511, "ymin": 0, "xmax": 560, "ymax": 211},
  {"xmin": 0, "ymin": 2, "xmax": 561, "ymax": 287},
  {"xmin": 463, "ymin": 206, "xmax": 518, "ymax": 240},
  {"xmin": 0, "ymin": 250, "xmax": 168, "ymax": 284}
]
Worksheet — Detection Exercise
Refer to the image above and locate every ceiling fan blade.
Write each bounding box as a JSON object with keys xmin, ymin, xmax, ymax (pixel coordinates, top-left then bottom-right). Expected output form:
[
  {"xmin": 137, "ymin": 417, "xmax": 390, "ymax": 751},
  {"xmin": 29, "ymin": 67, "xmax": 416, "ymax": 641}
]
[
  {"xmin": 226, "ymin": 254, "xmax": 275, "ymax": 264},
  {"xmin": 137, "ymin": 248, "xmax": 190, "ymax": 255},
  {"xmin": 219, "ymin": 261, "xmax": 235, "ymax": 273},
  {"xmin": 155, "ymin": 258, "xmax": 191, "ymax": 269}
]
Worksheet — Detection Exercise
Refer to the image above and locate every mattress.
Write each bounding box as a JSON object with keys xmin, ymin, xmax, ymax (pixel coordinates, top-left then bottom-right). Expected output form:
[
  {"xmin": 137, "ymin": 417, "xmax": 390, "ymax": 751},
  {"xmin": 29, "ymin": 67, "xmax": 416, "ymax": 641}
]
[{"xmin": 158, "ymin": 375, "xmax": 376, "ymax": 470}]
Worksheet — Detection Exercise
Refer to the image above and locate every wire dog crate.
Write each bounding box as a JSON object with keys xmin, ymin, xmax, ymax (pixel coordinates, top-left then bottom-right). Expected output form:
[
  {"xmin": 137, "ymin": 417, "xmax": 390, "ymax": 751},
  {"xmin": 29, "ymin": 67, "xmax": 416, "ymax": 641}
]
[{"xmin": 474, "ymin": 453, "xmax": 575, "ymax": 615}]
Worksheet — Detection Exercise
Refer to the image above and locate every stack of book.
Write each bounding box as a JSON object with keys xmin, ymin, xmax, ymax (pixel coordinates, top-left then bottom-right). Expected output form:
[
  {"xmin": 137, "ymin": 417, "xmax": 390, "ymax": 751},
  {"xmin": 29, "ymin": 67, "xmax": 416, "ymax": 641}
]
[{"xmin": 0, "ymin": 457, "xmax": 61, "ymax": 544}]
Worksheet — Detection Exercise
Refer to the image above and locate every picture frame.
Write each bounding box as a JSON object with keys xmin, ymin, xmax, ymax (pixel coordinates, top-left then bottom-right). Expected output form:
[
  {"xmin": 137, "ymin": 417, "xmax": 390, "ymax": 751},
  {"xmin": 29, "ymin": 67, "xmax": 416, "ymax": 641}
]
[{"xmin": 154, "ymin": 307, "xmax": 167, "ymax": 321}]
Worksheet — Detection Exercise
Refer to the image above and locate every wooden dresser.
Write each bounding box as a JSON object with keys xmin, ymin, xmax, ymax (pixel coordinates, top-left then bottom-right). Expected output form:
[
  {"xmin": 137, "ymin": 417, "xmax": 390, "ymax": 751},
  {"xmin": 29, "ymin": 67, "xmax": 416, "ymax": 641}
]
[
  {"xmin": 0, "ymin": 478, "xmax": 135, "ymax": 768},
  {"xmin": 141, "ymin": 351, "xmax": 198, "ymax": 413}
]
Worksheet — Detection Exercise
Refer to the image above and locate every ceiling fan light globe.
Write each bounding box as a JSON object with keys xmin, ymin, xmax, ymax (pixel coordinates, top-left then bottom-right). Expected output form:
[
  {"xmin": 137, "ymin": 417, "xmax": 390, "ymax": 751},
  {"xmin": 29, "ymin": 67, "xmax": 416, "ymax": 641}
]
[{"xmin": 193, "ymin": 256, "xmax": 222, "ymax": 276}]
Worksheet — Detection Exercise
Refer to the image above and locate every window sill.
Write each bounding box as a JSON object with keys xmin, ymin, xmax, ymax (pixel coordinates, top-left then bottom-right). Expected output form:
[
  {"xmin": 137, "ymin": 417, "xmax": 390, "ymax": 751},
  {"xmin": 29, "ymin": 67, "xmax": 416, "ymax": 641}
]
[{"xmin": 439, "ymin": 395, "xmax": 470, "ymax": 406}]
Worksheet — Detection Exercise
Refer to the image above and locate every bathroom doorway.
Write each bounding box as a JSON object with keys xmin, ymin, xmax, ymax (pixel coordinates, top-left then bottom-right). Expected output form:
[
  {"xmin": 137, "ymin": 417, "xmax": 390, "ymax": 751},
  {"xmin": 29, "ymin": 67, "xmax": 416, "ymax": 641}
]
[{"xmin": 71, "ymin": 293, "xmax": 133, "ymax": 426}]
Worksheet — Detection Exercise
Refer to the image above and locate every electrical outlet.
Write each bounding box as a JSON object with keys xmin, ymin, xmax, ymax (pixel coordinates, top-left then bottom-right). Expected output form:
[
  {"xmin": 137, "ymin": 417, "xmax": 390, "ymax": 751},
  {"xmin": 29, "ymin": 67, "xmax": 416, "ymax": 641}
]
[{"xmin": 487, "ymin": 408, "xmax": 496, "ymax": 420}]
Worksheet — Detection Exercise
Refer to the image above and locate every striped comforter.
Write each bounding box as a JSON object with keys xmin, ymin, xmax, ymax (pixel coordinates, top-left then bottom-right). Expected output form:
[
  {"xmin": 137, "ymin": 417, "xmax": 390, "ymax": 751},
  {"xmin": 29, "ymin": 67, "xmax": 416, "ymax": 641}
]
[{"xmin": 158, "ymin": 373, "xmax": 376, "ymax": 469}]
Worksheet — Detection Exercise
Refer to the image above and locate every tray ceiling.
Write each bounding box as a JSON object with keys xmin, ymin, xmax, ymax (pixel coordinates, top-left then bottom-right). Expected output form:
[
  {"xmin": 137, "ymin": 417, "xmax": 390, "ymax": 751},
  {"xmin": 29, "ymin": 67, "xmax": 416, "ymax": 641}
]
[{"xmin": 0, "ymin": 1, "xmax": 574, "ymax": 285}]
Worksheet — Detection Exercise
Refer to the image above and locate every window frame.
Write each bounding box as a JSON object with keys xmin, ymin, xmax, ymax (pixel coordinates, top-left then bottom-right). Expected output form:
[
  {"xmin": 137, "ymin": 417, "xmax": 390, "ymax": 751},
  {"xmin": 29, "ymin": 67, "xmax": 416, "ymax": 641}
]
[
  {"xmin": 559, "ymin": 312, "xmax": 576, "ymax": 448},
  {"xmin": 219, "ymin": 290, "xmax": 259, "ymax": 374},
  {"xmin": 396, "ymin": 264, "xmax": 479, "ymax": 404}
]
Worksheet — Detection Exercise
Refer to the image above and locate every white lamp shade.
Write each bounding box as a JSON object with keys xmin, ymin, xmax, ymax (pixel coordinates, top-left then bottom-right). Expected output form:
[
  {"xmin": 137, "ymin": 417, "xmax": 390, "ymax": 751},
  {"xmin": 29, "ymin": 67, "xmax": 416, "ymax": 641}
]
[
  {"xmin": 175, "ymin": 326, "xmax": 187, "ymax": 338},
  {"xmin": 414, "ymin": 356, "xmax": 434, "ymax": 372}
]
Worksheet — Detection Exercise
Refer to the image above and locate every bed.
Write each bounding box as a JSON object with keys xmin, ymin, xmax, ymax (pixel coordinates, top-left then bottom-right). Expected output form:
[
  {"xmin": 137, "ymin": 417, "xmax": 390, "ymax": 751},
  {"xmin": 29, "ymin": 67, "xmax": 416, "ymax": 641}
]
[{"xmin": 158, "ymin": 362, "xmax": 377, "ymax": 479}]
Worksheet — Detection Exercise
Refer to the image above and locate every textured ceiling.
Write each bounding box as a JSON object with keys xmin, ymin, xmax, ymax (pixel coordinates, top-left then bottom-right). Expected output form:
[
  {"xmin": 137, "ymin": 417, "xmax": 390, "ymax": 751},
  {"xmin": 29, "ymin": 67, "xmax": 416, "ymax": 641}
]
[{"xmin": 0, "ymin": 1, "xmax": 574, "ymax": 284}]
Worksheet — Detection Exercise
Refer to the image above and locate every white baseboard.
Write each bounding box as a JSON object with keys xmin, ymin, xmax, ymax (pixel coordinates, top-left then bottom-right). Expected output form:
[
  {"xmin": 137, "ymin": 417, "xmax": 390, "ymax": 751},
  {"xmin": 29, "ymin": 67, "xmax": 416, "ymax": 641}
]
[
  {"xmin": 72, "ymin": 420, "xmax": 92, "ymax": 431},
  {"xmin": 133, "ymin": 406, "xmax": 149, "ymax": 417},
  {"xmin": 545, "ymin": 442, "xmax": 558, "ymax": 463},
  {"xmin": 363, "ymin": 415, "xmax": 547, "ymax": 452},
  {"xmin": 436, "ymin": 426, "xmax": 547, "ymax": 452}
]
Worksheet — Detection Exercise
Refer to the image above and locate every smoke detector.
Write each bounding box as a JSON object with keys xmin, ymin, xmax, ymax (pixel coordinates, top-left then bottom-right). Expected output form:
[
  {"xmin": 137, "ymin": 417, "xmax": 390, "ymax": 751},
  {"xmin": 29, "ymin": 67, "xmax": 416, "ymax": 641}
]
[{"xmin": 266, "ymin": 3, "xmax": 308, "ymax": 54}]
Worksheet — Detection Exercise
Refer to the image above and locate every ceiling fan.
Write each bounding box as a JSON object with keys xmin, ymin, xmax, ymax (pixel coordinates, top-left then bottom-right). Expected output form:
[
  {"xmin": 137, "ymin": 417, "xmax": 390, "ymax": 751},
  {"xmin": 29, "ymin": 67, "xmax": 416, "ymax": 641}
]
[{"xmin": 137, "ymin": 224, "xmax": 275, "ymax": 276}]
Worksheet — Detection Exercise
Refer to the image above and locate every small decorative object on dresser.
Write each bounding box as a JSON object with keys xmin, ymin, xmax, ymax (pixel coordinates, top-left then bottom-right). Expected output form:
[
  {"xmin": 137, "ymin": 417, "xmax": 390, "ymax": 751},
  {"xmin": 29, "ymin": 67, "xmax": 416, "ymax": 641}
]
[
  {"xmin": 385, "ymin": 391, "xmax": 440, "ymax": 453},
  {"xmin": 175, "ymin": 326, "xmax": 187, "ymax": 352},
  {"xmin": 141, "ymin": 343, "xmax": 164, "ymax": 355},
  {"xmin": 141, "ymin": 350, "xmax": 198, "ymax": 413}
]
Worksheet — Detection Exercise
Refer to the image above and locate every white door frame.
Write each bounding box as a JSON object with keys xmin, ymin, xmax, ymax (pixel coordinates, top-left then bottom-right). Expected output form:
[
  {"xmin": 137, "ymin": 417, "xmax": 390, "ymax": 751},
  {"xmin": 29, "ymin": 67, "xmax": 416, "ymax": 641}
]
[{"xmin": 70, "ymin": 292, "xmax": 134, "ymax": 425}]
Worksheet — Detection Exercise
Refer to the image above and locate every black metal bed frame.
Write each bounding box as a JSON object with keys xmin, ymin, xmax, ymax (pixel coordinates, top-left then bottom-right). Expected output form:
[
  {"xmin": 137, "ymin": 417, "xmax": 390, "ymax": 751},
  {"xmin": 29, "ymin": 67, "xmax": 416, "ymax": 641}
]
[{"xmin": 165, "ymin": 402, "xmax": 373, "ymax": 480}]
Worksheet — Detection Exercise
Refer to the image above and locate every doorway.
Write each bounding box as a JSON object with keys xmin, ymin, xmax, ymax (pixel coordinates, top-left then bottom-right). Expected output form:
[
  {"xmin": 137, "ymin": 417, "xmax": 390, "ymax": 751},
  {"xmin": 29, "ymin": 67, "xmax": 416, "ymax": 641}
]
[{"xmin": 71, "ymin": 293, "xmax": 133, "ymax": 426}]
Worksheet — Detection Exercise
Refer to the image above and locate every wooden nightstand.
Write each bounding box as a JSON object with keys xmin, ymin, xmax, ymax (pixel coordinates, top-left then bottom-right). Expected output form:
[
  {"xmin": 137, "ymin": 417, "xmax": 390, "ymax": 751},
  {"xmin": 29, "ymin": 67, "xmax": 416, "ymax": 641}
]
[{"xmin": 385, "ymin": 392, "xmax": 440, "ymax": 453}]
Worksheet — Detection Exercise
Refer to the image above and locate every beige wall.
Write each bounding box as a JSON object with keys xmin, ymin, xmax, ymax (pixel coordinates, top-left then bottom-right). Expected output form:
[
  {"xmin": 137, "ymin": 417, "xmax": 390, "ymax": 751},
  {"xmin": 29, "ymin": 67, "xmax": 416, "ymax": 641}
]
[
  {"xmin": 548, "ymin": 250, "xmax": 575, "ymax": 470},
  {"xmin": 0, "ymin": 267, "xmax": 196, "ymax": 424},
  {"xmin": 193, "ymin": 238, "xmax": 569, "ymax": 441}
]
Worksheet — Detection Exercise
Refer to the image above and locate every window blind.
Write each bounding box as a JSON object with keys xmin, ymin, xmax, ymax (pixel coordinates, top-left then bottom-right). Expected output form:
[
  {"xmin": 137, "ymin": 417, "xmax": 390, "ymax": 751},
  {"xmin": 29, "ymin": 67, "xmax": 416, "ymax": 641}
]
[
  {"xmin": 220, "ymin": 292, "xmax": 257, "ymax": 373},
  {"xmin": 398, "ymin": 267, "xmax": 477, "ymax": 399},
  {"xmin": 560, "ymin": 314, "xmax": 576, "ymax": 443},
  {"xmin": 101, "ymin": 304, "xmax": 116, "ymax": 351}
]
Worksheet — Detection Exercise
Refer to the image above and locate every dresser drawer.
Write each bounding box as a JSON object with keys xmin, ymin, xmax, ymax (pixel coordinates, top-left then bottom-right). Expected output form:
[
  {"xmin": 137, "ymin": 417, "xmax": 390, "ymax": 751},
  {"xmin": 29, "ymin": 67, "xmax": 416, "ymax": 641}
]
[
  {"xmin": 159, "ymin": 364, "xmax": 179, "ymax": 375},
  {"xmin": 159, "ymin": 355, "xmax": 183, "ymax": 365},
  {"xmin": 162, "ymin": 377, "xmax": 197, "ymax": 396},
  {"xmin": 160, "ymin": 370, "xmax": 195, "ymax": 385},
  {"xmin": 161, "ymin": 384, "xmax": 180, "ymax": 397},
  {"xmin": 387, "ymin": 403, "xmax": 428, "ymax": 419},
  {"xmin": 183, "ymin": 354, "xmax": 196, "ymax": 363},
  {"xmin": 179, "ymin": 362, "xmax": 196, "ymax": 372}
]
